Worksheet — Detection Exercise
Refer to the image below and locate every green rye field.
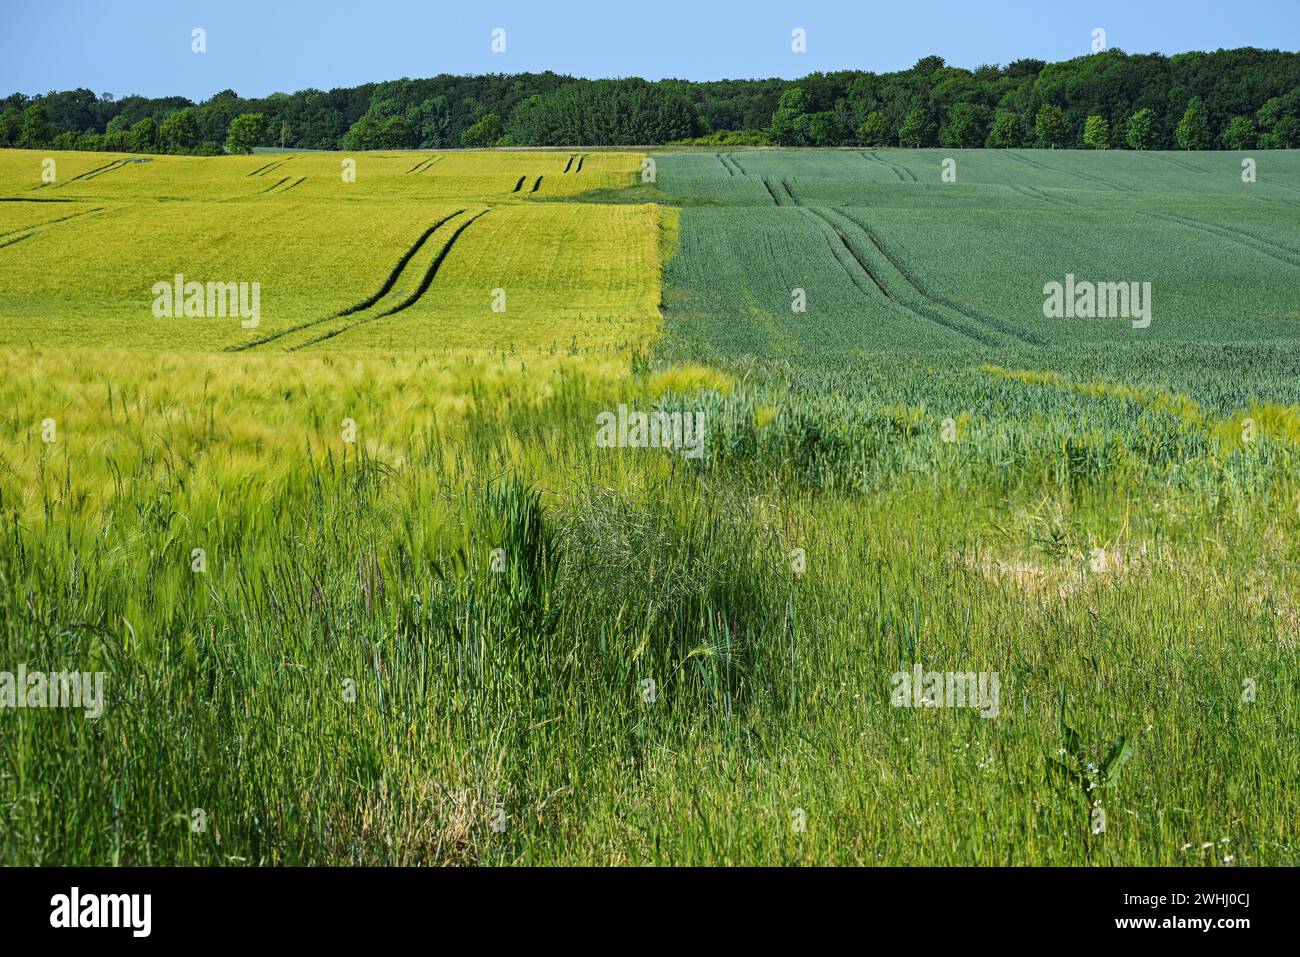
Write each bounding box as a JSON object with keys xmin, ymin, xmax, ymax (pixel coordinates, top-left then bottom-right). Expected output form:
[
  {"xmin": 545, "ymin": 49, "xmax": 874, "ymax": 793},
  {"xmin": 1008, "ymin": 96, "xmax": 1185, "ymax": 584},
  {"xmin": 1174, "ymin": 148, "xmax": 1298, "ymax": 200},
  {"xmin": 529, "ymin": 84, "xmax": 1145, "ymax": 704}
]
[{"xmin": 1, "ymin": 145, "xmax": 1297, "ymax": 866}]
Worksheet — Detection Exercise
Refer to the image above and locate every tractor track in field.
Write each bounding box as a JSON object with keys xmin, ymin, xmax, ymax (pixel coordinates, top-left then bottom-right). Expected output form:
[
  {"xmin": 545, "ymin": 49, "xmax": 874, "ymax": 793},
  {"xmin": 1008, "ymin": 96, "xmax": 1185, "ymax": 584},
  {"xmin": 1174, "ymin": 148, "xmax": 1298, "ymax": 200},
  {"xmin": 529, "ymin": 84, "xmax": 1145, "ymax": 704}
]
[
  {"xmin": 800, "ymin": 207, "xmax": 1004, "ymax": 347},
  {"xmin": 1005, "ymin": 150, "xmax": 1133, "ymax": 192},
  {"xmin": 1004, "ymin": 151, "xmax": 1051, "ymax": 171},
  {"xmin": 249, "ymin": 158, "xmax": 293, "ymax": 177},
  {"xmin": 286, "ymin": 208, "xmax": 491, "ymax": 350},
  {"xmin": 1008, "ymin": 184, "xmax": 1051, "ymax": 206},
  {"xmin": 1159, "ymin": 211, "xmax": 1300, "ymax": 257},
  {"xmin": 35, "ymin": 158, "xmax": 132, "ymax": 190},
  {"xmin": 338, "ymin": 209, "xmax": 468, "ymax": 311},
  {"xmin": 834, "ymin": 207, "xmax": 1046, "ymax": 346},
  {"xmin": 0, "ymin": 206, "xmax": 110, "ymax": 249},
  {"xmin": 1139, "ymin": 209, "xmax": 1300, "ymax": 269},
  {"xmin": 71, "ymin": 159, "xmax": 134, "ymax": 182},
  {"xmin": 1144, "ymin": 153, "xmax": 1209, "ymax": 174},
  {"xmin": 1008, "ymin": 184, "xmax": 1078, "ymax": 208},
  {"xmin": 1057, "ymin": 166, "xmax": 1137, "ymax": 192},
  {"xmin": 760, "ymin": 177, "xmax": 799, "ymax": 206},
  {"xmin": 562, "ymin": 154, "xmax": 575, "ymax": 173},
  {"xmin": 406, "ymin": 156, "xmax": 441, "ymax": 174},
  {"xmin": 511, "ymin": 175, "xmax": 526, "ymax": 193},
  {"xmin": 369, "ymin": 210, "xmax": 490, "ymax": 318},
  {"xmin": 1247, "ymin": 191, "xmax": 1300, "ymax": 211},
  {"xmin": 861, "ymin": 151, "xmax": 916, "ymax": 182},
  {"xmin": 530, "ymin": 175, "xmax": 544, "ymax": 192},
  {"xmin": 256, "ymin": 176, "xmax": 306, "ymax": 195},
  {"xmin": 1030, "ymin": 185, "xmax": 1081, "ymax": 206},
  {"xmin": 575, "ymin": 155, "xmax": 586, "ymax": 173},
  {"xmin": 1261, "ymin": 178, "xmax": 1300, "ymax": 196},
  {"xmin": 717, "ymin": 154, "xmax": 748, "ymax": 176},
  {"xmin": 860, "ymin": 150, "xmax": 903, "ymax": 181},
  {"xmin": 798, "ymin": 207, "xmax": 892, "ymax": 300},
  {"xmin": 229, "ymin": 208, "xmax": 468, "ymax": 352},
  {"xmin": 841, "ymin": 207, "xmax": 1046, "ymax": 345},
  {"xmin": 714, "ymin": 153, "xmax": 756, "ymax": 179}
]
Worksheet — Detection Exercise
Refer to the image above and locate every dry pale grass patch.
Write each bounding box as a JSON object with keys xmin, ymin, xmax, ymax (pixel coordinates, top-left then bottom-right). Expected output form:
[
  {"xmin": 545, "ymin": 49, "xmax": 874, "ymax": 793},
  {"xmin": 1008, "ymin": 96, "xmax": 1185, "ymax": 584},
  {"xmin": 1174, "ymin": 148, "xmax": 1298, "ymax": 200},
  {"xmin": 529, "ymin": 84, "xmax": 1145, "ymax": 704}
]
[
  {"xmin": 964, "ymin": 543, "xmax": 1153, "ymax": 602},
  {"xmin": 341, "ymin": 779, "xmax": 495, "ymax": 866}
]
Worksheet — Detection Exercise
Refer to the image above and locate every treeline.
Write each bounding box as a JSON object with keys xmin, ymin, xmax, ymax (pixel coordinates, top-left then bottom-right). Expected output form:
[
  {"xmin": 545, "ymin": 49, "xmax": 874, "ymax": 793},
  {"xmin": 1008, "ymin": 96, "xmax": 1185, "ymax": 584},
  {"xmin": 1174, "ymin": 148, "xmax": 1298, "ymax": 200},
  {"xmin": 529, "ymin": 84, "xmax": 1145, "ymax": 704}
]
[{"xmin": 3, "ymin": 48, "xmax": 1300, "ymax": 153}]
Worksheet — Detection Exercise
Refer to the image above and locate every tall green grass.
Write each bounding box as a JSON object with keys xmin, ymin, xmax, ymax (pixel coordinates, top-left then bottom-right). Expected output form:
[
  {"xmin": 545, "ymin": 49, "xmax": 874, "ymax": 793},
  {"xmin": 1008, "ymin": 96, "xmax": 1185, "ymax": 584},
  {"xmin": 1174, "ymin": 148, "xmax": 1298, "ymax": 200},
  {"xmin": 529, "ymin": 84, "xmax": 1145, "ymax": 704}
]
[{"xmin": 2, "ymin": 346, "xmax": 1296, "ymax": 865}]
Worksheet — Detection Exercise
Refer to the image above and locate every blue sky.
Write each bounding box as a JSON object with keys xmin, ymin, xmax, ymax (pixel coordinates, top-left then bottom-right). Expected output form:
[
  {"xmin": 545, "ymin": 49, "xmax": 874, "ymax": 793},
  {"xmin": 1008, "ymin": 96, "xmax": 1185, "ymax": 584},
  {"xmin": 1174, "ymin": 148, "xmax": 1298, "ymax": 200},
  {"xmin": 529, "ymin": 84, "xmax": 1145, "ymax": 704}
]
[{"xmin": 3, "ymin": 0, "xmax": 1298, "ymax": 101}]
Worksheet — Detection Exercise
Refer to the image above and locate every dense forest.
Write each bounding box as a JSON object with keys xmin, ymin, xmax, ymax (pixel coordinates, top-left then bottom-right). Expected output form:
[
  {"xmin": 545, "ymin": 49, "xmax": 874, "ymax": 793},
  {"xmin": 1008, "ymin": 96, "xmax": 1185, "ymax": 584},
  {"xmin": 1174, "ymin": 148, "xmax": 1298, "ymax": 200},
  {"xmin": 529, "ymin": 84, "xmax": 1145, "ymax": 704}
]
[{"xmin": 3, "ymin": 48, "xmax": 1299, "ymax": 153}]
